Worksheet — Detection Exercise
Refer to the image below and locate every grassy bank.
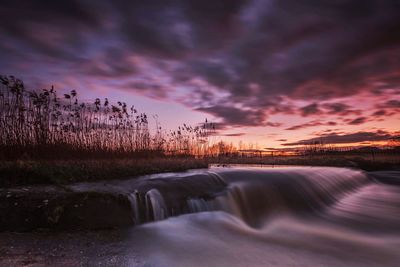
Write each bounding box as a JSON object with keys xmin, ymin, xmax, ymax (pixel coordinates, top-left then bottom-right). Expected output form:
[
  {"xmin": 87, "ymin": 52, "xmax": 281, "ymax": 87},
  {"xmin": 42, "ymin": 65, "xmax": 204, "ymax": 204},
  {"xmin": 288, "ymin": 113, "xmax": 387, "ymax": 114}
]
[
  {"xmin": 1, "ymin": 154, "xmax": 399, "ymax": 188},
  {"xmin": 0, "ymin": 157, "xmax": 209, "ymax": 188}
]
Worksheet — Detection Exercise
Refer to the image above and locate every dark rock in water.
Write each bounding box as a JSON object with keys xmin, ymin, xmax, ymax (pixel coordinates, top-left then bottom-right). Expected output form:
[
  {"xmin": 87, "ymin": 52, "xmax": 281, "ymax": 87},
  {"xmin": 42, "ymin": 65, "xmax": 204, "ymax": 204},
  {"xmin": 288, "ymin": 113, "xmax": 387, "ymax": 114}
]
[
  {"xmin": 58, "ymin": 192, "xmax": 134, "ymax": 229},
  {"xmin": 0, "ymin": 187, "xmax": 134, "ymax": 231}
]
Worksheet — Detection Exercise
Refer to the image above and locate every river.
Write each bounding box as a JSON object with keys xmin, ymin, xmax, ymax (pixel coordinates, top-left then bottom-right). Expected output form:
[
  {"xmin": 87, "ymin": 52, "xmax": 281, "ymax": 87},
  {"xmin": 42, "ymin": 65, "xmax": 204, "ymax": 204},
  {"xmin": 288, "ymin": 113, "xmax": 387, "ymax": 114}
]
[{"xmin": 1, "ymin": 165, "xmax": 399, "ymax": 266}]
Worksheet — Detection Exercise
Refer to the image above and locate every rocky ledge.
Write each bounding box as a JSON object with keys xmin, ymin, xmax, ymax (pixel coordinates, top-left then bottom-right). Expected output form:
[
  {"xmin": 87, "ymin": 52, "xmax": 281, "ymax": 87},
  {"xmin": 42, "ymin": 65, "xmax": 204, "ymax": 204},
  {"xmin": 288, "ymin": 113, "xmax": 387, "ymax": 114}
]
[{"xmin": 0, "ymin": 171, "xmax": 227, "ymax": 231}]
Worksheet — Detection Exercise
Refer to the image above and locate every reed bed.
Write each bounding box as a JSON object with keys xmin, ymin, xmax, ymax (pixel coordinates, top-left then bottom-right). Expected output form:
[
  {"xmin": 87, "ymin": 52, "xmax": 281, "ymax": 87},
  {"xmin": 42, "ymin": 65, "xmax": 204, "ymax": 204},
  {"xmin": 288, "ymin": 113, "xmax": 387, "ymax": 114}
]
[{"xmin": 0, "ymin": 75, "xmax": 215, "ymax": 159}]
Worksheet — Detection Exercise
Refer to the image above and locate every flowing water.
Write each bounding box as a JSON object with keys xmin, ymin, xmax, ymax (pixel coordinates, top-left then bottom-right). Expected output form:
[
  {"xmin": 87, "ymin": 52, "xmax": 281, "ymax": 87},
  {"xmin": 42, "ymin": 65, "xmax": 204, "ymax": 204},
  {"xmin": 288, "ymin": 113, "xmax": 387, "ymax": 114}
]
[{"xmin": 1, "ymin": 166, "xmax": 400, "ymax": 266}]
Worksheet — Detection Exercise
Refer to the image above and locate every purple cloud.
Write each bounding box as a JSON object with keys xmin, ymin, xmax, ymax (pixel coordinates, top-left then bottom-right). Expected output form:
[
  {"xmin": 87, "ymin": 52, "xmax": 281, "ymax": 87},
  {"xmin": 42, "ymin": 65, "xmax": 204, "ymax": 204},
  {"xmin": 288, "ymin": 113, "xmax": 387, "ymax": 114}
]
[
  {"xmin": 300, "ymin": 103, "xmax": 321, "ymax": 117},
  {"xmin": 1, "ymin": 0, "xmax": 400, "ymax": 128},
  {"xmin": 347, "ymin": 117, "xmax": 368, "ymax": 125},
  {"xmin": 285, "ymin": 120, "xmax": 336, "ymax": 131},
  {"xmin": 282, "ymin": 130, "xmax": 395, "ymax": 146},
  {"xmin": 196, "ymin": 105, "xmax": 267, "ymax": 127}
]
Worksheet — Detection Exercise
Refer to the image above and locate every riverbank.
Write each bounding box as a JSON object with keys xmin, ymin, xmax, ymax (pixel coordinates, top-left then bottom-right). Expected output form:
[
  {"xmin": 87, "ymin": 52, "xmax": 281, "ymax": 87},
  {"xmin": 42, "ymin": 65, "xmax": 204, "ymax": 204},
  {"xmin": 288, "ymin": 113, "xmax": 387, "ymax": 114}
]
[
  {"xmin": 1, "ymin": 154, "xmax": 399, "ymax": 188},
  {"xmin": 0, "ymin": 158, "xmax": 209, "ymax": 188},
  {"xmin": 0, "ymin": 167, "xmax": 226, "ymax": 231}
]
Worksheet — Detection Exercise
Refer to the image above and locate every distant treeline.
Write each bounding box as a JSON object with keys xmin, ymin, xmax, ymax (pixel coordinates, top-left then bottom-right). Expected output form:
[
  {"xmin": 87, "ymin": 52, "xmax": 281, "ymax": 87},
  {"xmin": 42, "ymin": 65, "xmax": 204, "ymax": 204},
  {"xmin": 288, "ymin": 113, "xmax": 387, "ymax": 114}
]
[
  {"xmin": 296, "ymin": 141, "xmax": 400, "ymax": 156},
  {"xmin": 0, "ymin": 75, "xmax": 216, "ymax": 159}
]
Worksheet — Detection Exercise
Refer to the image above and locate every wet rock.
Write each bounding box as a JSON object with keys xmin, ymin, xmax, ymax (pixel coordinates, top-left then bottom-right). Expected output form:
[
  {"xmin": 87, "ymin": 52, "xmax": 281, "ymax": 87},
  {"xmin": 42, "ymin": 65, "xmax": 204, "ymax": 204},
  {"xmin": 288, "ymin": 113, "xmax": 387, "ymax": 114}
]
[
  {"xmin": 0, "ymin": 171, "xmax": 228, "ymax": 231},
  {"xmin": 0, "ymin": 188, "xmax": 133, "ymax": 231}
]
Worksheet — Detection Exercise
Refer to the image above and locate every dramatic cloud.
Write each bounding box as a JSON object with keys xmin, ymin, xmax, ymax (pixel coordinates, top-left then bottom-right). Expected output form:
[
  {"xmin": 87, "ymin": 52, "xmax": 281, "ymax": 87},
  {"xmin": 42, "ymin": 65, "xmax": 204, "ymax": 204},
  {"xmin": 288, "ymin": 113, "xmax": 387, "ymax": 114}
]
[
  {"xmin": 383, "ymin": 100, "xmax": 400, "ymax": 109},
  {"xmin": 196, "ymin": 105, "xmax": 267, "ymax": 127},
  {"xmin": 1, "ymin": 0, "xmax": 400, "ymax": 133},
  {"xmin": 285, "ymin": 120, "xmax": 336, "ymax": 131},
  {"xmin": 347, "ymin": 116, "xmax": 368, "ymax": 125},
  {"xmin": 371, "ymin": 109, "xmax": 386, "ymax": 117},
  {"xmin": 282, "ymin": 131, "xmax": 395, "ymax": 146},
  {"xmin": 322, "ymin": 102, "xmax": 361, "ymax": 116},
  {"xmin": 300, "ymin": 103, "xmax": 321, "ymax": 117}
]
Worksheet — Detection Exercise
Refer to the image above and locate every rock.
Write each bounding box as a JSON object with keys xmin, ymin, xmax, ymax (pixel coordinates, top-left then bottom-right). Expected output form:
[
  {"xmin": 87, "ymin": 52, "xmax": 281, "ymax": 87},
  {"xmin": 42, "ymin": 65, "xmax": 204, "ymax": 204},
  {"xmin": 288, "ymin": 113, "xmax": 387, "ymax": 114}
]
[
  {"xmin": 0, "ymin": 187, "xmax": 134, "ymax": 231},
  {"xmin": 0, "ymin": 172, "xmax": 227, "ymax": 231}
]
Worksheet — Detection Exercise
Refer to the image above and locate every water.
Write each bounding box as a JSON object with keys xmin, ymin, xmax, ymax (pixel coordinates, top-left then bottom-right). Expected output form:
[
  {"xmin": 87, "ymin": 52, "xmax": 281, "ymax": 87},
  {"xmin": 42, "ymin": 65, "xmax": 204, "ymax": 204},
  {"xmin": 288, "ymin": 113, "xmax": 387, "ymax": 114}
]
[
  {"xmin": 1, "ymin": 166, "xmax": 400, "ymax": 266},
  {"xmin": 128, "ymin": 166, "xmax": 400, "ymax": 266},
  {"xmin": 126, "ymin": 166, "xmax": 368, "ymax": 227}
]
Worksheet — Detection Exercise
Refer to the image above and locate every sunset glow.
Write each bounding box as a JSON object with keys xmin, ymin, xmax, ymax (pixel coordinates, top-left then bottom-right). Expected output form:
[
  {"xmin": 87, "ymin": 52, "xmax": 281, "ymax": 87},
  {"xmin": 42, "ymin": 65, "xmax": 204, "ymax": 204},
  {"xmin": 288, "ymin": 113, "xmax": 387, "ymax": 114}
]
[
  {"xmin": 1, "ymin": 1, "xmax": 399, "ymax": 148},
  {"xmin": 2, "ymin": 3, "xmax": 400, "ymax": 267}
]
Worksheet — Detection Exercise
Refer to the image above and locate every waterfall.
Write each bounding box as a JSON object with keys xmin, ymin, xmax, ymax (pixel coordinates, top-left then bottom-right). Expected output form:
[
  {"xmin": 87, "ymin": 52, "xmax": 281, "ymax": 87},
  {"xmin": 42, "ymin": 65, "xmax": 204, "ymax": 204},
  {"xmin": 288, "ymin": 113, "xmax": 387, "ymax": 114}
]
[
  {"xmin": 145, "ymin": 189, "xmax": 167, "ymax": 221},
  {"xmin": 128, "ymin": 190, "xmax": 141, "ymax": 225},
  {"xmin": 126, "ymin": 166, "xmax": 370, "ymax": 226}
]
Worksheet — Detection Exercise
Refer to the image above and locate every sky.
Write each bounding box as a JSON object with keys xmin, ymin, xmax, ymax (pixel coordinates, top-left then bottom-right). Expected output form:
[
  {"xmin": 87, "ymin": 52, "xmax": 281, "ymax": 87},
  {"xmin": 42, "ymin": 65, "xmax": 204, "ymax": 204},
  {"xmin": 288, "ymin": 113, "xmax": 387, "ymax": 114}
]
[{"xmin": 1, "ymin": 0, "xmax": 399, "ymax": 148}]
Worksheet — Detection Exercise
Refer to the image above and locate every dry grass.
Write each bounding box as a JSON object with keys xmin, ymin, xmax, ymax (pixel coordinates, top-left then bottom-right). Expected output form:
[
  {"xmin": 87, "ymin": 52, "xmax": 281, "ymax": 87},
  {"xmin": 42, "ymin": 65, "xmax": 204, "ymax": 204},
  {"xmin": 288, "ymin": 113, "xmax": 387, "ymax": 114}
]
[
  {"xmin": 0, "ymin": 157, "xmax": 209, "ymax": 187},
  {"xmin": 0, "ymin": 75, "xmax": 216, "ymax": 159},
  {"xmin": 2, "ymin": 154, "xmax": 399, "ymax": 188}
]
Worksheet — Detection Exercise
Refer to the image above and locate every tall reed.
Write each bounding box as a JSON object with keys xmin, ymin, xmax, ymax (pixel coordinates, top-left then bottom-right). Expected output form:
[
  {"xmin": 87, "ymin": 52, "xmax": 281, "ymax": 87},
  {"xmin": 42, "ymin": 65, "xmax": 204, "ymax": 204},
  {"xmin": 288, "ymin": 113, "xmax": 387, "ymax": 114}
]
[{"xmin": 0, "ymin": 75, "xmax": 215, "ymax": 159}]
